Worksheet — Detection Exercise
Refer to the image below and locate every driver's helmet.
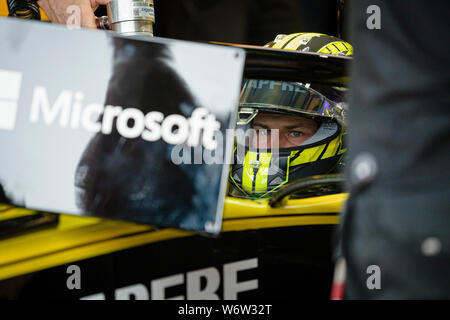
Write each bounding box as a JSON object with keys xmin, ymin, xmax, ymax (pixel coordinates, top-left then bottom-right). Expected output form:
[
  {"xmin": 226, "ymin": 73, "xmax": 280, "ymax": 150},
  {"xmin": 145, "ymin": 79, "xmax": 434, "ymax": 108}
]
[{"xmin": 228, "ymin": 33, "xmax": 352, "ymax": 198}]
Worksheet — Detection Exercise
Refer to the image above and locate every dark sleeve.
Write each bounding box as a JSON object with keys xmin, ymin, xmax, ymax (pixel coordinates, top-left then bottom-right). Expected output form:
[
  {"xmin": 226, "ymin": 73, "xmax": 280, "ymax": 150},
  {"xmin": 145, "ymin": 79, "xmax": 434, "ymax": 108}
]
[{"xmin": 347, "ymin": 0, "xmax": 450, "ymax": 191}]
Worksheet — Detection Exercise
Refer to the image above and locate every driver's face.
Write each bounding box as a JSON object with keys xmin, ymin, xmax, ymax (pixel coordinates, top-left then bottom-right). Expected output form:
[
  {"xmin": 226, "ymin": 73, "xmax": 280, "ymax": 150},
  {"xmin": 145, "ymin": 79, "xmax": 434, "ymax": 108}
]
[{"xmin": 251, "ymin": 113, "xmax": 318, "ymax": 149}]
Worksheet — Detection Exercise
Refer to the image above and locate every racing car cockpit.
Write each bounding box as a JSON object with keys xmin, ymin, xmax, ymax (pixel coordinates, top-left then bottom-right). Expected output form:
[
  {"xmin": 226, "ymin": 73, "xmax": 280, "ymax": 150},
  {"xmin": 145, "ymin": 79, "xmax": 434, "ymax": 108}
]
[
  {"xmin": 0, "ymin": 5, "xmax": 353, "ymax": 299},
  {"xmin": 229, "ymin": 33, "xmax": 352, "ymax": 203}
]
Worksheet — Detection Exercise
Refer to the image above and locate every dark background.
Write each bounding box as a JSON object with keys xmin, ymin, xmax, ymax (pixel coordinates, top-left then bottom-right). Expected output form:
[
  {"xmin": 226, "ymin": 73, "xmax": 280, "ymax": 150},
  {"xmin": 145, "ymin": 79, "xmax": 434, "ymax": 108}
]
[{"xmin": 95, "ymin": 0, "xmax": 350, "ymax": 45}]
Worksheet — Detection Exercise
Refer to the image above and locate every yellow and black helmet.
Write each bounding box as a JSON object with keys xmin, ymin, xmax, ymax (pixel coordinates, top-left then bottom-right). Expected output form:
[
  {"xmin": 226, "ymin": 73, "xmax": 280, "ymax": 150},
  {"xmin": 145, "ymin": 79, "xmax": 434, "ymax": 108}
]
[
  {"xmin": 265, "ymin": 32, "xmax": 353, "ymax": 56},
  {"xmin": 228, "ymin": 33, "xmax": 352, "ymax": 199}
]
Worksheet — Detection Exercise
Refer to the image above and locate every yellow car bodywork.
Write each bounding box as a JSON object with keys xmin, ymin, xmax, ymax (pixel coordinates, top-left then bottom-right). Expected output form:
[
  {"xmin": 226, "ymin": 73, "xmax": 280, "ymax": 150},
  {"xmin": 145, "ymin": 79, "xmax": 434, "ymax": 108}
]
[{"xmin": 0, "ymin": 194, "xmax": 346, "ymax": 281}]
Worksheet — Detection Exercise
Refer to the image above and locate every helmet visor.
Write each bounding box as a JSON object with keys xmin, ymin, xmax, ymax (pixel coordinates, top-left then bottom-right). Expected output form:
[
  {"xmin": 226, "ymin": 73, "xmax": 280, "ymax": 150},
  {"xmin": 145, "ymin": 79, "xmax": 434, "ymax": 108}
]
[{"xmin": 238, "ymin": 79, "xmax": 344, "ymax": 125}]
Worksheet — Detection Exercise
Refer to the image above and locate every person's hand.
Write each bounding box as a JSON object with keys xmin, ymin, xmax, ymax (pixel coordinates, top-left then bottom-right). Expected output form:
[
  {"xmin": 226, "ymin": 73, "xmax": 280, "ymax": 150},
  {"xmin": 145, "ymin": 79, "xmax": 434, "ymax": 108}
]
[{"xmin": 37, "ymin": 0, "xmax": 111, "ymax": 29}]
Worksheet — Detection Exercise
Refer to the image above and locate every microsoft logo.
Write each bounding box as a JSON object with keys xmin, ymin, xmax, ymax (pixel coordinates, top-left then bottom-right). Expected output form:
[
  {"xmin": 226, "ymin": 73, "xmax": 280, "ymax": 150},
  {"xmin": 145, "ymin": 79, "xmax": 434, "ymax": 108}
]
[
  {"xmin": 0, "ymin": 69, "xmax": 220, "ymax": 150},
  {"xmin": 0, "ymin": 69, "xmax": 22, "ymax": 130}
]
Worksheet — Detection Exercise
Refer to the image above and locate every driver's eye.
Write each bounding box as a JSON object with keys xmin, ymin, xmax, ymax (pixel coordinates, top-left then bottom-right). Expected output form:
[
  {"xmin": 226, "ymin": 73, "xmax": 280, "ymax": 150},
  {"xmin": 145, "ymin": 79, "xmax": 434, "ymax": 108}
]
[{"xmin": 289, "ymin": 131, "xmax": 303, "ymax": 137}]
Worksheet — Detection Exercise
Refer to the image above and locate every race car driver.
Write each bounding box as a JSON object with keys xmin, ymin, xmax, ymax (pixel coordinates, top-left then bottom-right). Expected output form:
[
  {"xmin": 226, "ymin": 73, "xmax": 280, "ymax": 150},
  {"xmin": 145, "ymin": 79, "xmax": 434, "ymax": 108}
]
[{"xmin": 228, "ymin": 33, "xmax": 353, "ymax": 198}]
